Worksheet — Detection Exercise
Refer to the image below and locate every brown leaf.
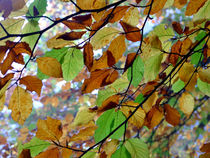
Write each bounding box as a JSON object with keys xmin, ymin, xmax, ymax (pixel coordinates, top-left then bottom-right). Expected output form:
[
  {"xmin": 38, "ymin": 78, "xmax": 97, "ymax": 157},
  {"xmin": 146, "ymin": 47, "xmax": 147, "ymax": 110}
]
[
  {"xmin": 1, "ymin": 51, "xmax": 15, "ymax": 75},
  {"xmin": 120, "ymin": 21, "xmax": 141, "ymax": 42},
  {"xmin": 164, "ymin": 104, "xmax": 180, "ymax": 126},
  {"xmin": 172, "ymin": 21, "xmax": 183, "ymax": 35},
  {"xmin": 72, "ymin": 14, "xmax": 92, "ymax": 26},
  {"xmin": 0, "ymin": 73, "xmax": 14, "ymax": 88},
  {"xmin": 57, "ymin": 31, "xmax": 86, "ymax": 41},
  {"xmin": 168, "ymin": 40, "xmax": 182, "ymax": 66},
  {"xmin": 82, "ymin": 69, "xmax": 118, "ymax": 93},
  {"xmin": 180, "ymin": 37, "xmax": 192, "ymax": 55},
  {"xmin": 185, "ymin": 0, "xmax": 207, "ymax": 16},
  {"xmin": 200, "ymin": 142, "xmax": 210, "ymax": 153},
  {"xmin": 36, "ymin": 116, "xmax": 63, "ymax": 141},
  {"xmin": 19, "ymin": 76, "xmax": 43, "ymax": 96},
  {"xmin": 8, "ymin": 86, "xmax": 33, "ymax": 125},
  {"xmin": 61, "ymin": 148, "xmax": 72, "ymax": 158},
  {"xmin": 121, "ymin": 101, "xmax": 146, "ymax": 128},
  {"xmin": 0, "ymin": 46, "xmax": 7, "ymax": 63},
  {"xmin": 144, "ymin": 106, "xmax": 164, "ymax": 129},
  {"xmin": 37, "ymin": 57, "xmax": 63, "ymax": 78},
  {"xmin": 83, "ymin": 42, "xmax": 94, "ymax": 71},
  {"xmin": 18, "ymin": 149, "xmax": 32, "ymax": 158},
  {"xmin": 0, "ymin": 135, "xmax": 7, "ymax": 145},
  {"xmin": 91, "ymin": 35, "xmax": 126, "ymax": 71},
  {"xmin": 35, "ymin": 148, "xmax": 59, "ymax": 158},
  {"xmin": 97, "ymin": 95, "xmax": 120, "ymax": 113},
  {"xmin": 144, "ymin": 0, "xmax": 167, "ymax": 15},
  {"xmin": 14, "ymin": 54, "xmax": 25, "ymax": 65},
  {"xmin": 173, "ymin": 0, "xmax": 187, "ymax": 9},
  {"xmin": 136, "ymin": 0, "xmax": 142, "ymax": 4},
  {"xmin": 124, "ymin": 53, "xmax": 137, "ymax": 73}
]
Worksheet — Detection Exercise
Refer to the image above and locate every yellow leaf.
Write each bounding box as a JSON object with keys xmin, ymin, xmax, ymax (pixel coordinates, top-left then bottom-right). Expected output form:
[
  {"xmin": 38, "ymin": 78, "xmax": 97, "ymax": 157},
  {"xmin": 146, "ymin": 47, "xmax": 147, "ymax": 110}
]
[
  {"xmin": 179, "ymin": 92, "xmax": 194, "ymax": 116},
  {"xmin": 19, "ymin": 76, "xmax": 43, "ymax": 96},
  {"xmin": 8, "ymin": 86, "xmax": 33, "ymax": 125},
  {"xmin": 121, "ymin": 101, "xmax": 146, "ymax": 128},
  {"xmin": 90, "ymin": 27, "xmax": 120, "ymax": 50},
  {"xmin": 142, "ymin": 92, "xmax": 158, "ymax": 113},
  {"xmin": 37, "ymin": 57, "xmax": 63, "ymax": 78},
  {"xmin": 185, "ymin": 0, "xmax": 207, "ymax": 16},
  {"xmin": 198, "ymin": 67, "xmax": 210, "ymax": 83},
  {"xmin": 46, "ymin": 33, "xmax": 74, "ymax": 49},
  {"xmin": 73, "ymin": 106, "xmax": 96, "ymax": 127},
  {"xmin": 178, "ymin": 62, "xmax": 195, "ymax": 82},
  {"xmin": 76, "ymin": 0, "xmax": 93, "ymax": 10},
  {"xmin": 173, "ymin": 0, "xmax": 187, "ymax": 9},
  {"xmin": 104, "ymin": 139, "xmax": 119, "ymax": 158},
  {"xmin": 122, "ymin": 7, "xmax": 140, "ymax": 26},
  {"xmin": 36, "ymin": 117, "xmax": 63, "ymax": 141},
  {"xmin": 91, "ymin": 35, "xmax": 126, "ymax": 71},
  {"xmin": 144, "ymin": 0, "xmax": 167, "ymax": 15},
  {"xmin": 0, "ymin": 80, "xmax": 11, "ymax": 111}
]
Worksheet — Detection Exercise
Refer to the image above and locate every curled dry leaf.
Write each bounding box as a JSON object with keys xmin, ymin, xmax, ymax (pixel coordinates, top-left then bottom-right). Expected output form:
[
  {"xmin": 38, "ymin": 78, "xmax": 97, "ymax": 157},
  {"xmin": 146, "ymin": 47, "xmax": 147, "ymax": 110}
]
[
  {"xmin": 20, "ymin": 75, "xmax": 43, "ymax": 96},
  {"xmin": 37, "ymin": 57, "xmax": 63, "ymax": 78},
  {"xmin": 121, "ymin": 101, "xmax": 146, "ymax": 128},
  {"xmin": 164, "ymin": 104, "xmax": 180, "ymax": 126},
  {"xmin": 36, "ymin": 116, "xmax": 63, "ymax": 141},
  {"xmin": 8, "ymin": 86, "xmax": 33, "ymax": 125},
  {"xmin": 82, "ymin": 69, "xmax": 119, "ymax": 93},
  {"xmin": 179, "ymin": 92, "xmax": 194, "ymax": 116}
]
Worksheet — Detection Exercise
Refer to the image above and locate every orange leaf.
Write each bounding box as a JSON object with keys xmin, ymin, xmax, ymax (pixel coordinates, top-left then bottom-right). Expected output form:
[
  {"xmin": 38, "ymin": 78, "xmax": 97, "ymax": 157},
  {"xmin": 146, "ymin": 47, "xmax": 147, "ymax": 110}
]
[
  {"xmin": 37, "ymin": 57, "xmax": 63, "ymax": 78},
  {"xmin": 180, "ymin": 37, "xmax": 192, "ymax": 55},
  {"xmin": 82, "ymin": 69, "xmax": 118, "ymax": 93},
  {"xmin": 61, "ymin": 148, "xmax": 72, "ymax": 158},
  {"xmin": 36, "ymin": 117, "xmax": 63, "ymax": 141},
  {"xmin": 57, "ymin": 31, "xmax": 86, "ymax": 41},
  {"xmin": 0, "ymin": 73, "xmax": 14, "ymax": 88},
  {"xmin": 185, "ymin": 0, "xmax": 207, "ymax": 16},
  {"xmin": 168, "ymin": 40, "xmax": 182, "ymax": 66},
  {"xmin": 124, "ymin": 53, "xmax": 136, "ymax": 73},
  {"xmin": 19, "ymin": 76, "xmax": 43, "ymax": 96},
  {"xmin": 1, "ymin": 51, "xmax": 15, "ymax": 75},
  {"xmin": 172, "ymin": 21, "xmax": 183, "ymax": 35},
  {"xmin": 144, "ymin": 0, "xmax": 167, "ymax": 15},
  {"xmin": 173, "ymin": 0, "xmax": 187, "ymax": 9},
  {"xmin": 35, "ymin": 148, "xmax": 59, "ymax": 158},
  {"xmin": 142, "ymin": 92, "xmax": 158, "ymax": 113},
  {"xmin": 120, "ymin": 21, "xmax": 141, "ymax": 42},
  {"xmin": 164, "ymin": 104, "xmax": 180, "ymax": 126},
  {"xmin": 121, "ymin": 101, "xmax": 146, "ymax": 128},
  {"xmin": 83, "ymin": 42, "xmax": 94, "ymax": 71},
  {"xmin": 91, "ymin": 35, "xmax": 126, "ymax": 71}
]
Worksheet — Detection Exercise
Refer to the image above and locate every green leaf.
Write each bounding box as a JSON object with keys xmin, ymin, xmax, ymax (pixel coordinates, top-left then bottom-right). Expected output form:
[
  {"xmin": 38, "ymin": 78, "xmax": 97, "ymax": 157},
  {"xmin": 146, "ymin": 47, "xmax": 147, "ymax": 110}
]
[
  {"xmin": 17, "ymin": 140, "xmax": 24, "ymax": 155},
  {"xmin": 94, "ymin": 109, "xmax": 125, "ymax": 142},
  {"xmin": 172, "ymin": 79, "xmax": 185, "ymax": 93},
  {"xmin": 111, "ymin": 143, "xmax": 131, "ymax": 158},
  {"xmin": 144, "ymin": 53, "xmax": 163, "ymax": 82},
  {"xmin": 135, "ymin": 93, "xmax": 144, "ymax": 103},
  {"xmin": 22, "ymin": 20, "xmax": 40, "ymax": 48},
  {"xmin": 23, "ymin": 137, "xmax": 51, "ymax": 157},
  {"xmin": 124, "ymin": 138, "xmax": 149, "ymax": 158},
  {"xmin": 27, "ymin": 0, "xmax": 47, "ymax": 21},
  {"xmin": 127, "ymin": 55, "xmax": 144, "ymax": 87},
  {"xmin": 197, "ymin": 79, "xmax": 210, "ymax": 96},
  {"xmin": 62, "ymin": 48, "xmax": 84, "ymax": 81},
  {"xmin": 110, "ymin": 110, "xmax": 126, "ymax": 140},
  {"xmin": 82, "ymin": 152, "xmax": 97, "ymax": 158}
]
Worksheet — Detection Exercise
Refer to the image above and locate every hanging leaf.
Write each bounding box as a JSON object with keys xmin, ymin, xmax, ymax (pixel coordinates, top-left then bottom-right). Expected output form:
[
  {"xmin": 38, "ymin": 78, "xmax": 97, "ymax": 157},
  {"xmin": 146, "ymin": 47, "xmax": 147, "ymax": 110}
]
[
  {"xmin": 8, "ymin": 86, "xmax": 33, "ymax": 125},
  {"xmin": 19, "ymin": 76, "xmax": 43, "ymax": 96},
  {"xmin": 179, "ymin": 92, "xmax": 194, "ymax": 116},
  {"xmin": 37, "ymin": 57, "xmax": 63, "ymax": 78},
  {"xmin": 36, "ymin": 117, "xmax": 63, "ymax": 141},
  {"xmin": 124, "ymin": 138, "xmax": 149, "ymax": 158},
  {"xmin": 83, "ymin": 42, "xmax": 94, "ymax": 71},
  {"xmin": 57, "ymin": 31, "xmax": 86, "ymax": 41},
  {"xmin": 164, "ymin": 104, "xmax": 180, "ymax": 126}
]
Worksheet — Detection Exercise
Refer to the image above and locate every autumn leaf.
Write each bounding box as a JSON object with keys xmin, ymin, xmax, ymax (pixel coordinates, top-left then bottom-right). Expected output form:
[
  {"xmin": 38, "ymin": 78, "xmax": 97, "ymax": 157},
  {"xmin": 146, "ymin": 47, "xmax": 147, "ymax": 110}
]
[
  {"xmin": 144, "ymin": 0, "xmax": 167, "ymax": 15},
  {"xmin": 168, "ymin": 40, "xmax": 182, "ymax": 66},
  {"xmin": 185, "ymin": 0, "xmax": 207, "ymax": 16},
  {"xmin": 37, "ymin": 57, "xmax": 63, "ymax": 78},
  {"xmin": 122, "ymin": 7, "xmax": 140, "ymax": 26},
  {"xmin": 36, "ymin": 117, "xmax": 63, "ymax": 141},
  {"xmin": 124, "ymin": 53, "xmax": 136, "ymax": 73},
  {"xmin": 172, "ymin": 21, "xmax": 183, "ymax": 35},
  {"xmin": 198, "ymin": 67, "xmax": 210, "ymax": 83},
  {"xmin": 1, "ymin": 51, "xmax": 15, "ymax": 75},
  {"xmin": 164, "ymin": 104, "xmax": 180, "ymax": 126},
  {"xmin": 121, "ymin": 101, "xmax": 146, "ymax": 128},
  {"xmin": 173, "ymin": 0, "xmax": 187, "ymax": 9},
  {"xmin": 56, "ymin": 31, "xmax": 86, "ymax": 41},
  {"xmin": 34, "ymin": 148, "xmax": 59, "ymax": 158},
  {"xmin": 104, "ymin": 139, "xmax": 119, "ymax": 158},
  {"xmin": 19, "ymin": 76, "xmax": 43, "ymax": 96},
  {"xmin": 179, "ymin": 92, "xmax": 194, "ymax": 116},
  {"xmin": 83, "ymin": 42, "xmax": 94, "ymax": 71},
  {"xmin": 8, "ymin": 86, "xmax": 33, "ymax": 125}
]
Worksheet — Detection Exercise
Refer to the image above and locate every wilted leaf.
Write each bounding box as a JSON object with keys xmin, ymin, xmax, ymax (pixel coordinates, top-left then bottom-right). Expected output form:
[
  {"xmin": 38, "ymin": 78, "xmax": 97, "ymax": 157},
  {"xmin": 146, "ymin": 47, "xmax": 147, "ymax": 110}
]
[
  {"xmin": 73, "ymin": 106, "xmax": 96, "ymax": 127},
  {"xmin": 18, "ymin": 149, "xmax": 32, "ymax": 158},
  {"xmin": 90, "ymin": 27, "xmax": 120, "ymax": 50},
  {"xmin": 124, "ymin": 138, "xmax": 149, "ymax": 158},
  {"xmin": 144, "ymin": 0, "xmax": 167, "ymax": 15},
  {"xmin": 20, "ymin": 76, "xmax": 43, "ymax": 96},
  {"xmin": 185, "ymin": 0, "xmax": 207, "ymax": 16},
  {"xmin": 120, "ymin": 21, "xmax": 141, "ymax": 42},
  {"xmin": 8, "ymin": 86, "xmax": 33, "ymax": 125},
  {"xmin": 36, "ymin": 117, "xmax": 63, "ymax": 141},
  {"xmin": 91, "ymin": 35, "xmax": 126, "ymax": 71},
  {"xmin": 179, "ymin": 92, "xmax": 194, "ymax": 116},
  {"xmin": 121, "ymin": 101, "xmax": 145, "ymax": 128},
  {"xmin": 23, "ymin": 137, "xmax": 51, "ymax": 157},
  {"xmin": 37, "ymin": 57, "xmax": 63, "ymax": 78},
  {"xmin": 82, "ymin": 69, "xmax": 118, "ymax": 93},
  {"xmin": 0, "ymin": 135, "xmax": 7, "ymax": 145},
  {"xmin": 164, "ymin": 104, "xmax": 180, "ymax": 126}
]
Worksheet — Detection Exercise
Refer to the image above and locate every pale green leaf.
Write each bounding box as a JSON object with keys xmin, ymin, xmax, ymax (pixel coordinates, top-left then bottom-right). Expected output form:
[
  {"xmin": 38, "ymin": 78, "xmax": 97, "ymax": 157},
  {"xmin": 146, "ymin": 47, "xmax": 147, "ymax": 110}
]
[
  {"xmin": 193, "ymin": 1, "xmax": 210, "ymax": 21},
  {"xmin": 197, "ymin": 79, "xmax": 210, "ymax": 96},
  {"xmin": 111, "ymin": 144, "xmax": 131, "ymax": 158},
  {"xmin": 172, "ymin": 79, "xmax": 185, "ymax": 93}
]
